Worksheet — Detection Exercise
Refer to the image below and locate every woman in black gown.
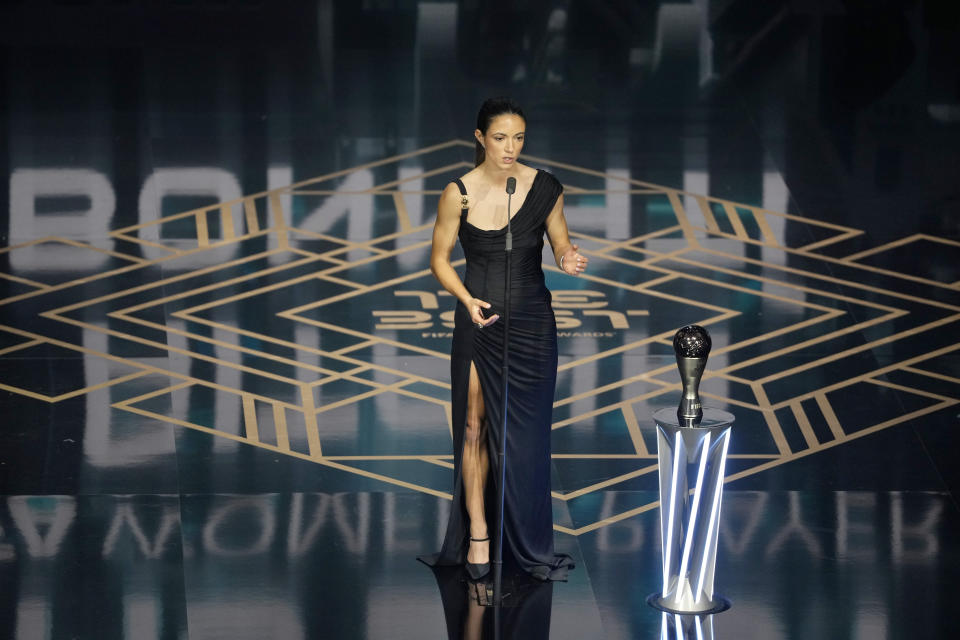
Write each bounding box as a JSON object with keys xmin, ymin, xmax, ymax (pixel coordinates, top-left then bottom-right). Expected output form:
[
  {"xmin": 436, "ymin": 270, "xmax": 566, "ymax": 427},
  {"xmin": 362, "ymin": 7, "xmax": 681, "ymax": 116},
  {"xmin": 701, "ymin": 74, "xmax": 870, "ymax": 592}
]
[{"xmin": 423, "ymin": 97, "xmax": 588, "ymax": 582}]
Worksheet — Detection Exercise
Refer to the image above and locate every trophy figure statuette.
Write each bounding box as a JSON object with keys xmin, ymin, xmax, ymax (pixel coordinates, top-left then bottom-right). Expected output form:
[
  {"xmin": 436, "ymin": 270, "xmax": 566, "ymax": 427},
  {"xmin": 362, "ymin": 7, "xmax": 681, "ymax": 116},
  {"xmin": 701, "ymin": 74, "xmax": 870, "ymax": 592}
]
[{"xmin": 674, "ymin": 324, "xmax": 711, "ymax": 427}]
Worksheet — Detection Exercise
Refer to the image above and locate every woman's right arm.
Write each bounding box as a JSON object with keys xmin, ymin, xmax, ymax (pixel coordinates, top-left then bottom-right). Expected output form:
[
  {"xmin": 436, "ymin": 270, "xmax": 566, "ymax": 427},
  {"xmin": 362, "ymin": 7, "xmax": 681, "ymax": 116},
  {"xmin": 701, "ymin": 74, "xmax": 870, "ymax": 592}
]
[{"xmin": 430, "ymin": 184, "xmax": 500, "ymax": 327}]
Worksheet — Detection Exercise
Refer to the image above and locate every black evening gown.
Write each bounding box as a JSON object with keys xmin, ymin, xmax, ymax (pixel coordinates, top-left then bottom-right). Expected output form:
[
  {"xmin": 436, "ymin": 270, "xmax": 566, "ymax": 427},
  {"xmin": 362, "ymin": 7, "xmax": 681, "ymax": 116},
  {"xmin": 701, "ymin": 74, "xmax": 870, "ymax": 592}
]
[{"xmin": 421, "ymin": 169, "xmax": 574, "ymax": 581}]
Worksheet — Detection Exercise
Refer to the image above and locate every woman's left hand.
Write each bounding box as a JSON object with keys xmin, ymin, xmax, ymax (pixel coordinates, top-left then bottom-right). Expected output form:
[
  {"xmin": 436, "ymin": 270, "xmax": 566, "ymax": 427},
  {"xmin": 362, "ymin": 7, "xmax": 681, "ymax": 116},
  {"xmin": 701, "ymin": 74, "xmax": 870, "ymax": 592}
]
[{"xmin": 561, "ymin": 244, "xmax": 588, "ymax": 276}]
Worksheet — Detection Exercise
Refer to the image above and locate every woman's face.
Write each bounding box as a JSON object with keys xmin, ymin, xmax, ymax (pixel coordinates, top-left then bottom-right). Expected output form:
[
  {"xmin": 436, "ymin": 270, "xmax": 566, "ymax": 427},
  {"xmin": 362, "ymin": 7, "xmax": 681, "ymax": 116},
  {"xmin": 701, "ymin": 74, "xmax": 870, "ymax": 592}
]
[{"xmin": 476, "ymin": 114, "xmax": 525, "ymax": 170}]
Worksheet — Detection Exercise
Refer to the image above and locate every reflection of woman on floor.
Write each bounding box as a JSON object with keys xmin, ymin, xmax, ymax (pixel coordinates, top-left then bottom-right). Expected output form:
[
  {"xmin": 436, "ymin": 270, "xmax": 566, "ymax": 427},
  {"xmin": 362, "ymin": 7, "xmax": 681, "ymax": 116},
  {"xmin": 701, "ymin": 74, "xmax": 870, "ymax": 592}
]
[
  {"xmin": 464, "ymin": 582, "xmax": 487, "ymax": 640},
  {"xmin": 420, "ymin": 97, "xmax": 586, "ymax": 582},
  {"xmin": 427, "ymin": 565, "xmax": 555, "ymax": 640}
]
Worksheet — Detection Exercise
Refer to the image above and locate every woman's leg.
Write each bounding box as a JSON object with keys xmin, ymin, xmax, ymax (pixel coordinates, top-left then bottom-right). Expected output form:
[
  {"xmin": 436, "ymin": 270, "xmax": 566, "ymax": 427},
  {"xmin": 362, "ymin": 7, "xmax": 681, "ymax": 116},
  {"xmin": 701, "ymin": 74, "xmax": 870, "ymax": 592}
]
[{"xmin": 462, "ymin": 361, "xmax": 490, "ymax": 564}]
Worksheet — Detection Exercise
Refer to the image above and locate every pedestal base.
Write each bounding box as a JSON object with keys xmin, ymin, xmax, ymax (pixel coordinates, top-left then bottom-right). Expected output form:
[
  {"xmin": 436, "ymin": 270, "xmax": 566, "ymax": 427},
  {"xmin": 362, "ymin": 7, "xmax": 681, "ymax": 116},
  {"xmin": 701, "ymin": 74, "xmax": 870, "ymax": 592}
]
[
  {"xmin": 649, "ymin": 408, "xmax": 734, "ymax": 614},
  {"xmin": 646, "ymin": 593, "xmax": 731, "ymax": 615}
]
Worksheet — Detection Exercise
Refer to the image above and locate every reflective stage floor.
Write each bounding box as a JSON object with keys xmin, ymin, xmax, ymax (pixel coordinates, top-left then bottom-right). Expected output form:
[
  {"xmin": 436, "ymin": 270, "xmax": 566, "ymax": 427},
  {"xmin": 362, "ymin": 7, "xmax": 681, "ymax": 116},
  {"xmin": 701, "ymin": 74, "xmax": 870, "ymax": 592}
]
[{"xmin": 1, "ymin": 2, "xmax": 959, "ymax": 639}]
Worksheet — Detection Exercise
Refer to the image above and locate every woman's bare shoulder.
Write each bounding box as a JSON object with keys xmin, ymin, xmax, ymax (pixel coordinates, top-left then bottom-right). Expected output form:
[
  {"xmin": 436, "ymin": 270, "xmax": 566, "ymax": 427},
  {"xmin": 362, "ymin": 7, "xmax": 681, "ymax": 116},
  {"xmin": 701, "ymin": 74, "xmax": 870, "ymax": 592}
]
[{"xmin": 439, "ymin": 181, "xmax": 465, "ymax": 207}]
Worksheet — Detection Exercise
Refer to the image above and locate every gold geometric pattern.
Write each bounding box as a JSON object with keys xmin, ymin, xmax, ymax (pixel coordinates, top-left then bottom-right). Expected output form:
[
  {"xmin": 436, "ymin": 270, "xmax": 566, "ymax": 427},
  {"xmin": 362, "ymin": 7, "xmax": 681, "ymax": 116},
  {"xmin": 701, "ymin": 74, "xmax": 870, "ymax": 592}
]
[{"xmin": 1, "ymin": 140, "xmax": 958, "ymax": 536}]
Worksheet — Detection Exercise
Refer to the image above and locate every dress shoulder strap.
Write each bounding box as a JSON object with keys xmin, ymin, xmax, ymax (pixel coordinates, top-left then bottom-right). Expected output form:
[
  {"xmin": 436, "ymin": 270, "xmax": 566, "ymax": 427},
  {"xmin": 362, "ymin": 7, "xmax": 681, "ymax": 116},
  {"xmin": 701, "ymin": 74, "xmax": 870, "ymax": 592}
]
[{"xmin": 452, "ymin": 179, "xmax": 469, "ymax": 214}]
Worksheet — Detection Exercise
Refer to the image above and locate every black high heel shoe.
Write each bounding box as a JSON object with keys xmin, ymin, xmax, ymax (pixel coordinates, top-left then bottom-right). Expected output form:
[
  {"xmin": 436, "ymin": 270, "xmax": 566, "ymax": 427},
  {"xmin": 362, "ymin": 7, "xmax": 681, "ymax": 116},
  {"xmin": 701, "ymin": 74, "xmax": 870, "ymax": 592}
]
[{"xmin": 465, "ymin": 536, "xmax": 490, "ymax": 580}]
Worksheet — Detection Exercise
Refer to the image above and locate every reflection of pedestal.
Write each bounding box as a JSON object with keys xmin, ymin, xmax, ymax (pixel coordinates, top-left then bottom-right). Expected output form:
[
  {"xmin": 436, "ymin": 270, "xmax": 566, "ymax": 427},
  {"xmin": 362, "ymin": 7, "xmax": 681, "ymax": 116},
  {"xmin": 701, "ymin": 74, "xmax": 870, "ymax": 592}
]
[
  {"xmin": 658, "ymin": 611, "xmax": 715, "ymax": 640},
  {"xmin": 648, "ymin": 408, "xmax": 733, "ymax": 615}
]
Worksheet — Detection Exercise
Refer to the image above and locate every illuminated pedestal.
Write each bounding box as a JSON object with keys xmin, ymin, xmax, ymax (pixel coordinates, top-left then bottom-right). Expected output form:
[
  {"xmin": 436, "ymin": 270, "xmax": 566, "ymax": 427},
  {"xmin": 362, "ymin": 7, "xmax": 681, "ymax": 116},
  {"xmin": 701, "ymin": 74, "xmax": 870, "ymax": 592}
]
[{"xmin": 647, "ymin": 408, "xmax": 733, "ymax": 615}]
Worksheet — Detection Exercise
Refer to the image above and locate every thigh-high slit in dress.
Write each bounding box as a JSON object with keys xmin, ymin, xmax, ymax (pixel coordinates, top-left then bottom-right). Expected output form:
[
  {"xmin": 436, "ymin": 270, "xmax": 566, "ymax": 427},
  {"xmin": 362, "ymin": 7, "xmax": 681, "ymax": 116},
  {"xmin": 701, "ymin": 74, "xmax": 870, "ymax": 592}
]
[{"xmin": 420, "ymin": 169, "xmax": 574, "ymax": 581}]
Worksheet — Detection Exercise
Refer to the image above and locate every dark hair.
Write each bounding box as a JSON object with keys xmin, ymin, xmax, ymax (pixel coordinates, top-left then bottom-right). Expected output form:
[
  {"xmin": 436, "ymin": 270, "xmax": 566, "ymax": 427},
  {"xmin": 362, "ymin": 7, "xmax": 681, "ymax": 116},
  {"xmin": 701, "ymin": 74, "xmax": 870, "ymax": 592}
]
[{"xmin": 474, "ymin": 97, "xmax": 525, "ymax": 166}]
